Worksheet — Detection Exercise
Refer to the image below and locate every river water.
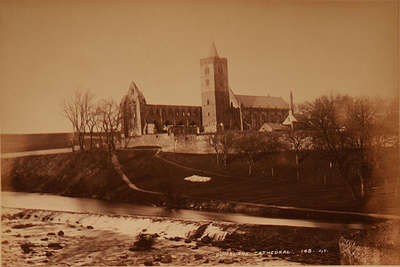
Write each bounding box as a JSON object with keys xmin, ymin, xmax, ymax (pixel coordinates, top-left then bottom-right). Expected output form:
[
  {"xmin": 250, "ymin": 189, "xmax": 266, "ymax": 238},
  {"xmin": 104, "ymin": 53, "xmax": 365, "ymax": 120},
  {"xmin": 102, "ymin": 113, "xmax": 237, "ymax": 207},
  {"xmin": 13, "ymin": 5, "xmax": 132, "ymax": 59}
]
[{"xmin": 1, "ymin": 191, "xmax": 364, "ymax": 230}]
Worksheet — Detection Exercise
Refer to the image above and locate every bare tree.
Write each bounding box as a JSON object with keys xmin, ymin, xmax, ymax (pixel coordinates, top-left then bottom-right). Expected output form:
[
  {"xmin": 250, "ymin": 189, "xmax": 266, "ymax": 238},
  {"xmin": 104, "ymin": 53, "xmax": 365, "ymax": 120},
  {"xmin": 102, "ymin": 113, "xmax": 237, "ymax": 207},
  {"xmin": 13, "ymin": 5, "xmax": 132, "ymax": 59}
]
[
  {"xmin": 285, "ymin": 130, "xmax": 313, "ymax": 182},
  {"xmin": 97, "ymin": 98, "xmax": 122, "ymax": 154},
  {"xmin": 209, "ymin": 134, "xmax": 222, "ymax": 166},
  {"xmin": 343, "ymin": 97, "xmax": 377, "ymax": 199},
  {"xmin": 86, "ymin": 107, "xmax": 98, "ymax": 150},
  {"xmin": 235, "ymin": 131, "xmax": 283, "ymax": 176},
  {"xmin": 372, "ymin": 98, "xmax": 399, "ymax": 149},
  {"xmin": 303, "ymin": 95, "xmax": 356, "ymax": 199},
  {"xmin": 303, "ymin": 95, "xmax": 381, "ymax": 201},
  {"xmin": 209, "ymin": 131, "xmax": 236, "ymax": 168},
  {"xmin": 375, "ymin": 98, "xmax": 400, "ymax": 198},
  {"xmin": 220, "ymin": 131, "xmax": 236, "ymax": 168},
  {"xmin": 234, "ymin": 131, "xmax": 258, "ymax": 176},
  {"xmin": 62, "ymin": 89, "xmax": 94, "ymax": 151}
]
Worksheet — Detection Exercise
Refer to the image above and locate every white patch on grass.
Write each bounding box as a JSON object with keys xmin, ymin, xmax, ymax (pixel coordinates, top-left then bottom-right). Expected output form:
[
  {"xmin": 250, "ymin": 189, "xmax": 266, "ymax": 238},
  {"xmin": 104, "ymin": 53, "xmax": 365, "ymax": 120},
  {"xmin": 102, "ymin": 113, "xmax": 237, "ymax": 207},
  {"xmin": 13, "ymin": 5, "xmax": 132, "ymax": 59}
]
[{"xmin": 184, "ymin": 175, "xmax": 211, "ymax": 183}]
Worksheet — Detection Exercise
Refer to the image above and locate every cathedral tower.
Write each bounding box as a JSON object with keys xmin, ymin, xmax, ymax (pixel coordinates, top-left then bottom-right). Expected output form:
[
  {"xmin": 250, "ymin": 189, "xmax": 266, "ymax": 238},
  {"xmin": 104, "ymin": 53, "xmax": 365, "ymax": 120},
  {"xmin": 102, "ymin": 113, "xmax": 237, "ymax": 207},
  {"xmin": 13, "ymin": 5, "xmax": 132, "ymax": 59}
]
[{"xmin": 200, "ymin": 42, "xmax": 230, "ymax": 132}]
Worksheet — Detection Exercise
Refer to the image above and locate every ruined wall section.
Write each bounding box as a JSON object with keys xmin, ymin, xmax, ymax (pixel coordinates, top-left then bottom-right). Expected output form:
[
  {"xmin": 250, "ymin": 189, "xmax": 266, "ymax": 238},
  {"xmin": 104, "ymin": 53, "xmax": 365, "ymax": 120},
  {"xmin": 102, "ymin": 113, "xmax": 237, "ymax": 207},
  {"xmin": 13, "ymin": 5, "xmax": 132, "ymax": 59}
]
[{"xmin": 143, "ymin": 104, "xmax": 202, "ymax": 132}]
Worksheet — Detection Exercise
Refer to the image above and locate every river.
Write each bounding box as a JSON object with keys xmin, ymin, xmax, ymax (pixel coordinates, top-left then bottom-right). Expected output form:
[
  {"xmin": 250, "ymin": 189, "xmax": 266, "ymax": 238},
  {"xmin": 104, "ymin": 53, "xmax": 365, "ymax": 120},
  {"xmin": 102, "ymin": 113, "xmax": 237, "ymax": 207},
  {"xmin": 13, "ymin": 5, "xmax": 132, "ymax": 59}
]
[{"xmin": 1, "ymin": 191, "xmax": 365, "ymax": 230}]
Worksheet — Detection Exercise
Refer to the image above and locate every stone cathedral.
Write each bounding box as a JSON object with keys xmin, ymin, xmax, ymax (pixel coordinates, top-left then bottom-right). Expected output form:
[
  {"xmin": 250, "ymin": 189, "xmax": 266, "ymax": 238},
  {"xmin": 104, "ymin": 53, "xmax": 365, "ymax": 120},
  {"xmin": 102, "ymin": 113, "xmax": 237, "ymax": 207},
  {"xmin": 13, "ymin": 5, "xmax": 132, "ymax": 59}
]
[{"xmin": 121, "ymin": 43, "xmax": 290, "ymax": 136}]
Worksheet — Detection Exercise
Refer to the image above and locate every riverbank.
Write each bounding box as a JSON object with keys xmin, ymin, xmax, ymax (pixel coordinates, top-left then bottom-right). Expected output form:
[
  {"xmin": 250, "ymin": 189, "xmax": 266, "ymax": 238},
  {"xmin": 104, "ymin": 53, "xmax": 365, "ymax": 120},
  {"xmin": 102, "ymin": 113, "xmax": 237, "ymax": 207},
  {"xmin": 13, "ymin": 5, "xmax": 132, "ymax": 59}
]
[
  {"xmin": 1, "ymin": 150, "xmax": 160, "ymax": 206},
  {"xmin": 2, "ymin": 207, "xmax": 345, "ymax": 266},
  {"xmin": 2, "ymin": 150, "xmax": 399, "ymax": 223}
]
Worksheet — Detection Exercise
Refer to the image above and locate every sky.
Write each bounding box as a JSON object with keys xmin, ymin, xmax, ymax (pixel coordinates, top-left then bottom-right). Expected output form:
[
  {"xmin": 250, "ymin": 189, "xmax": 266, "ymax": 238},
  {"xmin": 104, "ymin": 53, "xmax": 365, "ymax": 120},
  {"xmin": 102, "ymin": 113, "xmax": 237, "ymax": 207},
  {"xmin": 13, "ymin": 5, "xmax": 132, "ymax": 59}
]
[{"xmin": 0, "ymin": 0, "xmax": 399, "ymax": 133}]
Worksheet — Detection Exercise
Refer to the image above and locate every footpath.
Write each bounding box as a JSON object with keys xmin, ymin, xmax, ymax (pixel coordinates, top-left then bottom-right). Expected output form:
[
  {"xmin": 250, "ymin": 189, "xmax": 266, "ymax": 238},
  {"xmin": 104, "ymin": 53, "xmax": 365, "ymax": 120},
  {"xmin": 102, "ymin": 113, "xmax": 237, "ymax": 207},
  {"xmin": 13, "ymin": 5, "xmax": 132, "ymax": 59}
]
[
  {"xmin": 111, "ymin": 152, "xmax": 162, "ymax": 195},
  {"xmin": 1, "ymin": 147, "xmax": 75, "ymax": 159}
]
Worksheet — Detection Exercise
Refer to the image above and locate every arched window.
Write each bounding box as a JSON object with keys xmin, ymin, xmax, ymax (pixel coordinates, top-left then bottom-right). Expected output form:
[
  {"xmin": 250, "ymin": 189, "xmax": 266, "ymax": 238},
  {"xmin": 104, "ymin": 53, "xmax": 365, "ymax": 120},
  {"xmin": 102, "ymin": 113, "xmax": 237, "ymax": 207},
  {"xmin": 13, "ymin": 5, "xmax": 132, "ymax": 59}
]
[
  {"xmin": 207, "ymin": 99, "xmax": 210, "ymax": 105},
  {"xmin": 205, "ymin": 67, "xmax": 209, "ymax": 74}
]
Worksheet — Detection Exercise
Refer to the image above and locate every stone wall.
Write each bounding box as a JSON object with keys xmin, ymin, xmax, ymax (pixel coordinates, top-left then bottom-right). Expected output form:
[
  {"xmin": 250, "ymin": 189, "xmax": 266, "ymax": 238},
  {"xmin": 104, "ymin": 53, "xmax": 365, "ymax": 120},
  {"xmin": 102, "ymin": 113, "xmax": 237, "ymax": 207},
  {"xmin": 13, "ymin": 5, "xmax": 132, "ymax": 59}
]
[{"xmin": 126, "ymin": 133, "xmax": 215, "ymax": 154}]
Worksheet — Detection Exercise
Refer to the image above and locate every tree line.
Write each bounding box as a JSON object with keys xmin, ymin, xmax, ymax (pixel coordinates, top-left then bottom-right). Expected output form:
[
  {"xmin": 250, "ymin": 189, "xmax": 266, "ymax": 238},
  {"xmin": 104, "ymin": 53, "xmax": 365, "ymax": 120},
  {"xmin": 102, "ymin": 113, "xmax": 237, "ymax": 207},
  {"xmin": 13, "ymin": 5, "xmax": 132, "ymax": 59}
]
[{"xmin": 62, "ymin": 90, "xmax": 122, "ymax": 154}]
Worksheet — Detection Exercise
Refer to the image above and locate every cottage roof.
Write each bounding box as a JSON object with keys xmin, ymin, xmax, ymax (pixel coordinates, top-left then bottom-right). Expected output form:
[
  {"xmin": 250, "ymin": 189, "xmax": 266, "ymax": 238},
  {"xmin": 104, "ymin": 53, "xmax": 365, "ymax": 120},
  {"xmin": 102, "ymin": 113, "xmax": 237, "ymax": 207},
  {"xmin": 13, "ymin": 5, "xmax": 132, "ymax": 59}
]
[
  {"xmin": 235, "ymin": 94, "xmax": 289, "ymax": 109},
  {"xmin": 282, "ymin": 110, "xmax": 298, "ymax": 126}
]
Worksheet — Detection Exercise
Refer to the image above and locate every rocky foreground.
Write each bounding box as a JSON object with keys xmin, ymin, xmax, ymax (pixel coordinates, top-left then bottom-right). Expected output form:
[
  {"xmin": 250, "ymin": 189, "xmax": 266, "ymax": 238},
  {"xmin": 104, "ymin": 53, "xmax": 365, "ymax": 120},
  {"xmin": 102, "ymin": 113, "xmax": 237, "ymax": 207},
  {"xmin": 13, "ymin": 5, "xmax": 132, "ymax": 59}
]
[{"xmin": 1, "ymin": 208, "xmax": 344, "ymax": 266}]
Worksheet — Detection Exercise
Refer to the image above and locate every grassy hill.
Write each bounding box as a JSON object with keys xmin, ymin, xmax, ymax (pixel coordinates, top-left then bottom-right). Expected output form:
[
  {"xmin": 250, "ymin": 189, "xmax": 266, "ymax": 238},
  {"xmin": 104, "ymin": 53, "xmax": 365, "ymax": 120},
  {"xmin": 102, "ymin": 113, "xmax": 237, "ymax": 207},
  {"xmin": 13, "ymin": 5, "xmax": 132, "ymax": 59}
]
[
  {"xmin": 118, "ymin": 148, "xmax": 399, "ymax": 215},
  {"xmin": 118, "ymin": 150, "xmax": 358, "ymax": 211}
]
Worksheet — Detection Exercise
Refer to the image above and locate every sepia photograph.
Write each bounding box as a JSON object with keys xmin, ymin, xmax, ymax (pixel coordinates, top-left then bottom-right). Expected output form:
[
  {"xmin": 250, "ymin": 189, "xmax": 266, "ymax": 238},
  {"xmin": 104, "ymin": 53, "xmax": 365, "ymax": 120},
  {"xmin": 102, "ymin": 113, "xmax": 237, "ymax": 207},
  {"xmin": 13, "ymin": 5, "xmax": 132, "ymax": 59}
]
[{"xmin": 1, "ymin": 0, "xmax": 399, "ymax": 266}]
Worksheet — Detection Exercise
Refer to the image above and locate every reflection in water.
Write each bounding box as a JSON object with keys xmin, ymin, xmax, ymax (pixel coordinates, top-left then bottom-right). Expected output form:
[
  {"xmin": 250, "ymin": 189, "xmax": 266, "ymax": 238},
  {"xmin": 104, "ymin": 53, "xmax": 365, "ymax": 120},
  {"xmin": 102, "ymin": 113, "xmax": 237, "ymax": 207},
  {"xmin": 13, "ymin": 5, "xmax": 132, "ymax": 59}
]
[{"xmin": 1, "ymin": 191, "xmax": 364, "ymax": 230}]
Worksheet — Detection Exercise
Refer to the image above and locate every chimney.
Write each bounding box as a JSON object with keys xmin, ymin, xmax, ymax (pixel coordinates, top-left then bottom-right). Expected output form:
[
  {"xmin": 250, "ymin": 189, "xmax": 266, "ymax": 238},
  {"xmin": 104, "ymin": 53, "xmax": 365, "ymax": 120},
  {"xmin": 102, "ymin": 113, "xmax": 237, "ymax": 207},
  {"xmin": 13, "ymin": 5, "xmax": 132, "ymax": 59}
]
[{"xmin": 290, "ymin": 90, "xmax": 294, "ymax": 113}]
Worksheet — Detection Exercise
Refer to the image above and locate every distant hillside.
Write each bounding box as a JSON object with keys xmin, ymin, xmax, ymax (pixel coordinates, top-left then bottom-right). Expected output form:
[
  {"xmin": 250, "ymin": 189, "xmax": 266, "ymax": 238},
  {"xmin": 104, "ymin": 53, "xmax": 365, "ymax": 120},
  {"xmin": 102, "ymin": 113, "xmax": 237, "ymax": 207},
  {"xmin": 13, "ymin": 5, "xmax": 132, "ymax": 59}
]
[{"xmin": 1, "ymin": 133, "xmax": 74, "ymax": 153}]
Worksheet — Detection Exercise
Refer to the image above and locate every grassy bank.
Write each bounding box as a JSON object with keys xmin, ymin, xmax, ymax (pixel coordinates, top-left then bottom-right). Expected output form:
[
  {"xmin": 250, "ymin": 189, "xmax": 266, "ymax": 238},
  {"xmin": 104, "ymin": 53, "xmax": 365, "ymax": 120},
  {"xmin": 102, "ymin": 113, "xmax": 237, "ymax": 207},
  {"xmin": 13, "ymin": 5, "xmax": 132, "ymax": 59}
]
[
  {"xmin": 2, "ymin": 148, "xmax": 398, "ymax": 216},
  {"xmin": 140, "ymin": 151, "xmax": 398, "ymax": 215},
  {"xmin": 1, "ymin": 151, "xmax": 161, "ymax": 205},
  {"xmin": 117, "ymin": 150, "xmax": 370, "ymax": 213}
]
